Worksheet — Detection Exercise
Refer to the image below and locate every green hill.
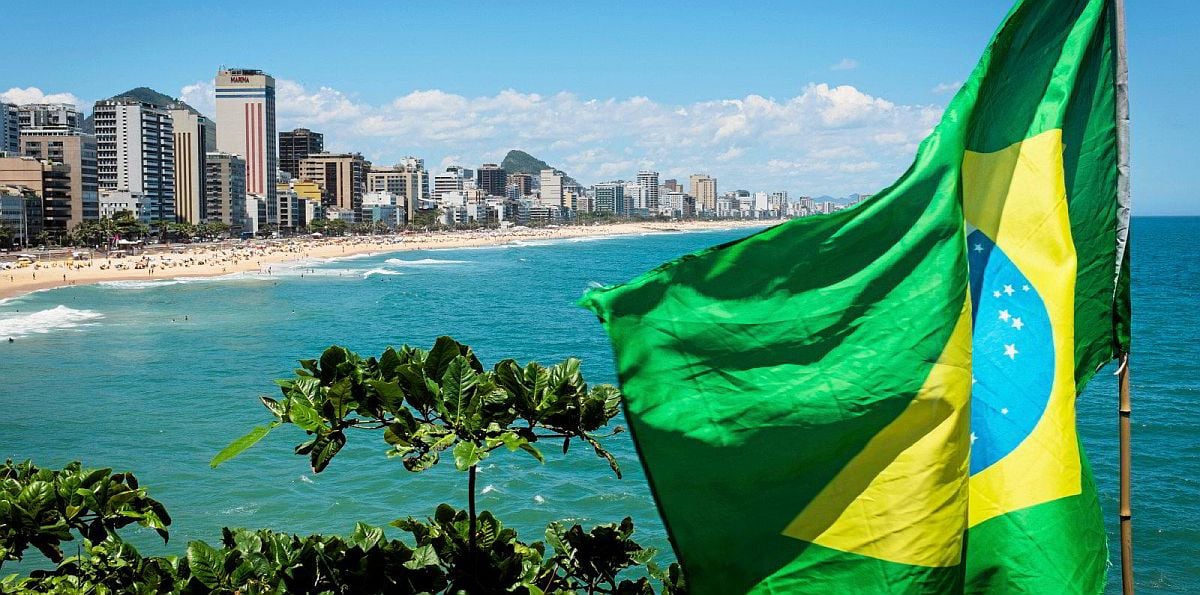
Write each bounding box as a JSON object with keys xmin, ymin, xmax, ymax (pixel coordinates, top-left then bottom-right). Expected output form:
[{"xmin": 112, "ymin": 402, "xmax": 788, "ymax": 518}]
[
  {"xmin": 501, "ymin": 150, "xmax": 552, "ymax": 177},
  {"xmin": 83, "ymin": 87, "xmax": 202, "ymax": 133}
]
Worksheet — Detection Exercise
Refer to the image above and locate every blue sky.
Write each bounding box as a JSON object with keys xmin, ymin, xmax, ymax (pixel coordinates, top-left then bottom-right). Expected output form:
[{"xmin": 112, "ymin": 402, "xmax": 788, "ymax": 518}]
[{"xmin": 3, "ymin": 1, "xmax": 1195, "ymax": 214}]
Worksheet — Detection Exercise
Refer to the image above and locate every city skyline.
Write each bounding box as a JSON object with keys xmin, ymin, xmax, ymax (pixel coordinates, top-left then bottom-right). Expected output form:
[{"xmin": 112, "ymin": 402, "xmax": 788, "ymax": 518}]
[{"xmin": 1, "ymin": 1, "xmax": 1195, "ymax": 214}]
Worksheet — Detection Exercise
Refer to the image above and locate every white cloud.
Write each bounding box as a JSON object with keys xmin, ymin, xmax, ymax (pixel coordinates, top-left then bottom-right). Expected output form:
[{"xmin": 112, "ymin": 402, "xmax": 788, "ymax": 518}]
[
  {"xmin": 179, "ymin": 82, "xmax": 215, "ymax": 114},
  {"xmin": 1, "ymin": 87, "xmax": 83, "ymax": 107},
  {"xmin": 932, "ymin": 81, "xmax": 962, "ymax": 95},
  {"xmin": 829, "ymin": 58, "xmax": 859, "ymax": 71},
  {"xmin": 715, "ymin": 146, "xmax": 746, "ymax": 162},
  {"xmin": 162, "ymin": 77, "xmax": 943, "ymax": 196}
]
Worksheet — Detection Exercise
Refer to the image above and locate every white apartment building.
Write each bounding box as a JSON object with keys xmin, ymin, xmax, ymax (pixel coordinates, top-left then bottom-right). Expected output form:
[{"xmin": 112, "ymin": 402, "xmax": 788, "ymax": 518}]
[
  {"xmin": 93, "ymin": 99, "xmax": 175, "ymax": 222},
  {"xmin": 539, "ymin": 169, "xmax": 564, "ymax": 207},
  {"xmin": 433, "ymin": 168, "xmax": 467, "ymax": 198},
  {"xmin": 99, "ymin": 189, "xmax": 148, "ymax": 221},
  {"xmin": 636, "ymin": 170, "xmax": 659, "ymax": 211},
  {"xmin": 18, "ymin": 103, "xmax": 82, "ymax": 132}
]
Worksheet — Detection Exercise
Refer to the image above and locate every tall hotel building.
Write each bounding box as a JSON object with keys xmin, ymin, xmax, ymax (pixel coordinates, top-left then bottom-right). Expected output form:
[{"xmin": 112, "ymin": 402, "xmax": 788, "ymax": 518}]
[{"xmin": 215, "ymin": 68, "xmax": 276, "ymax": 222}]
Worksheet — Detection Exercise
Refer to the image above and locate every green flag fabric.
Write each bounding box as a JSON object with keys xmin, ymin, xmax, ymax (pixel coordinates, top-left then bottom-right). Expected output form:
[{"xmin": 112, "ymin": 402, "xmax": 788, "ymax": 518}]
[{"xmin": 581, "ymin": 0, "xmax": 1130, "ymax": 592}]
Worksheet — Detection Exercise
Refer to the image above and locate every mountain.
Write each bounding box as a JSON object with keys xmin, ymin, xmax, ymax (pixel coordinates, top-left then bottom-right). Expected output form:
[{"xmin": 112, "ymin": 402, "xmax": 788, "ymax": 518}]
[
  {"xmin": 110, "ymin": 87, "xmax": 179, "ymax": 108},
  {"xmin": 82, "ymin": 87, "xmax": 202, "ymax": 133},
  {"xmin": 501, "ymin": 150, "xmax": 552, "ymax": 177}
]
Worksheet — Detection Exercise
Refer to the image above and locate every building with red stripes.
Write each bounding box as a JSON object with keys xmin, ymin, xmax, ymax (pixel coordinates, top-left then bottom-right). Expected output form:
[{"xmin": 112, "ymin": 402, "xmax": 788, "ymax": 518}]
[{"xmin": 215, "ymin": 68, "xmax": 276, "ymax": 230}]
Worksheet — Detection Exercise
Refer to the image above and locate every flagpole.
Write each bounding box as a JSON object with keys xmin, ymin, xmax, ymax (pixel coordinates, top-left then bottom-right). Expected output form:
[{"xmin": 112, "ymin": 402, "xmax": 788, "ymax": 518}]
[{"xmin": 1112, "ymin": 0, "xmax": 1134, "ymax": 592}]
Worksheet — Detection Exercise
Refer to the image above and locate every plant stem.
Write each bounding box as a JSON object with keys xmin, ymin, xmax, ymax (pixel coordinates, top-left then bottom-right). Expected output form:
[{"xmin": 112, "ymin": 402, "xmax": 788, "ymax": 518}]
[{"xmin": 468, "ymin": 463, "xmax": 477, "ymax": 554}]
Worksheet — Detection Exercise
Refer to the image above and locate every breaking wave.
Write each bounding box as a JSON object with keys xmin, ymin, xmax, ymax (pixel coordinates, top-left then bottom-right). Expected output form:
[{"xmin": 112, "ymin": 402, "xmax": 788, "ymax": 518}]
[
  {"xmin": 383, "ymin": 258, "xmax": 468, "ymax": 266},
  {"xmin": 0, "ymin": 305, "xmax": 103, "ymax": 338}
]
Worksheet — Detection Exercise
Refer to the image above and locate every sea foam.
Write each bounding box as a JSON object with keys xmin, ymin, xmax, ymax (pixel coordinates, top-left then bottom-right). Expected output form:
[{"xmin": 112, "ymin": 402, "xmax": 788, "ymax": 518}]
[
  {"xmin": 383, "ymin": 258, "xmax": 468, "ymax": 266},
  {"xmin": 0, "ymin": 305, "xmax": 103, "ymax": 338},
  {"xmin": 362, "ymin": 268, "xmax": 404, "ymax": 278}
]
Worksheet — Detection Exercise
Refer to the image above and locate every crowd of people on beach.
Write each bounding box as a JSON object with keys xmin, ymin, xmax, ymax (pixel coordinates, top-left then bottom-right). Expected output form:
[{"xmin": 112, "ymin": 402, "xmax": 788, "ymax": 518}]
[{"xmin": 0, "ymin": 221, "xmax": 767, "ymax": 298}]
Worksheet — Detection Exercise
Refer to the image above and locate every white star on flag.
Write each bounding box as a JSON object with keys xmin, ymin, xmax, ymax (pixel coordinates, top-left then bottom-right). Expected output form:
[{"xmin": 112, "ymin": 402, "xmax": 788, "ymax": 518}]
[
  {"xmin": 1012, "ymin": 317, "xmax": 1024, "ymax": 330},
  {"xmin": 1003, "ymin": 284, "xmax": 1015, "ymax": 296},
  {"xmin": 999, "ymin": 309, "xmax": 1011, "ymax": 322},
  {"xmin": 970, "ymin": 432, "xmax": 978, "ymax": 444},
  {"xmin": 974, "ymin": 243, "xmax": 984, "ymax": 252},
  {"xmin": 1001, "ymin": 407, "xmax": 1009, "ymax": 415},
  {"xmin": 993, "ymin": 290, "xmax": 1002, "ymax": 298},
  {"xmin": 1004, "ymin": 344, "xmax": 1019, "ymax": 359},
  {"xmin": 1022, "ymin": 284, "xmax": 1031, "ymax": 292}
]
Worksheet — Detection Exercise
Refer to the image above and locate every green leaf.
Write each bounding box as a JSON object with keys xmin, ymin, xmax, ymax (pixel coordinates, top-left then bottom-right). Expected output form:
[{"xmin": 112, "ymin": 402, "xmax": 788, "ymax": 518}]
[
  {"xmin": 318, "ymin": 346, "xmax": 349, "ymax": 382},
  {"xmin": 260, "ymin": 395, "xmax": 284, "ymax": 418},
  {"xmin": 186, "ymin": 540, "xmax": 223, "ymax": 588},
  {"xmin": 404, "ymin": 544, "xmax": 441, "ymax": 569},
  {"xmin": 424, "ymin": 336, "xmax": 465, "ymax": 380},
  {"xmin": 519, "ymin": 442, "xmax": 545, "ymax": 464},
  {"xmin": 349, "ymin": 522, "xmax": 384, "ymax": 550},
  {"xmin": 310, "ymin": 431, "xmax": 346, "ymax": 473},
  {"xmin": 442, "ymin": 357, "xmax": 479, "ymax": 428},
  {"xmin": 210, "ymin": 422, "xmax": 279, "ymax": 468},
  {"xmin": 368, "ymin": 379, "xmax": 406, "ymax": 411},
  {"xmin": 286, "ymin": 399, "xmax": 323, "ymax": 432},
  {"xmin": 452, "ymin": 441, "xmax": 487, "ymax": 471}
]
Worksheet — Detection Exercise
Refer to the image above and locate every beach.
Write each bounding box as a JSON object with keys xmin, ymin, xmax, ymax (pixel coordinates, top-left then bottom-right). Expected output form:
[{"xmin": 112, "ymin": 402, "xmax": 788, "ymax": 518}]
[{"xmin": 0, "ymin": 220, "xmax": 771, "ymax": 301}]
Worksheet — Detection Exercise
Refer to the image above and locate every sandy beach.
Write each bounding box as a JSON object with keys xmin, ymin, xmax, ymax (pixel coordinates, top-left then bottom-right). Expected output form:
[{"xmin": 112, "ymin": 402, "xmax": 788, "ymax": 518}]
[{"xmin": 0, "ymin": 220, "xmax": 772, "ymax": 301}]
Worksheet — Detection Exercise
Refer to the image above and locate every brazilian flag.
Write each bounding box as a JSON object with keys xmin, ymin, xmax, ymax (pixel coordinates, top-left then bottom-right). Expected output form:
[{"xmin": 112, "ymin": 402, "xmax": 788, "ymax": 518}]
[{"xmin": 581, "ymin": 0, "xmax": 1131, "ymax": 592}]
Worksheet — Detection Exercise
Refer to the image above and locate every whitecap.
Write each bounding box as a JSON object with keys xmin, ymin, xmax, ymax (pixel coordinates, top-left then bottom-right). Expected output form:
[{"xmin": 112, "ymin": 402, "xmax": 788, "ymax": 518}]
[
  {"xmin": 383, "ymin": 258, "xmax": 468, "ymax": 266},
  {"xmin": 362, "ymin": 268, "xmax": 404, "ymax": 279},
  {"xmin": 481, "ymin": 484, "xmax": 497, "ymax": 495},
  {"xmin": 533, "ymin": 495, "xmax": 546, "ymax": 504},
  {"xmin": 0, "ymin": 305, "xmax": 103, "ymax": 338}
]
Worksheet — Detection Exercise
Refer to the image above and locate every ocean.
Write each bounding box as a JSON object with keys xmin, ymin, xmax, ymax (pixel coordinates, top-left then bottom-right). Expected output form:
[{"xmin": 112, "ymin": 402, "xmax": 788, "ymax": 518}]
[{"xmin": 0, "ymin": 219, "xmax": 1195, "ymax": 593}]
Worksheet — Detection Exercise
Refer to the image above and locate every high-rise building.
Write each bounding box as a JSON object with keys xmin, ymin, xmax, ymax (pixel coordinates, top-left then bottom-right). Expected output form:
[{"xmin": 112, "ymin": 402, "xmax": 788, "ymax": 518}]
[
  {"xmin": 593, "ymin": 183, "xmax": 625, "ymax": 214},
  {"xmin": 662, "ymin": 178, "xmax": 680, "ymax": 193},
  {"xmin": 20, "ymin": 131, "xmax": 99, "ymax": 224},
  {"xmin": 205, "ymin": 151, "xmax": 246, "ymax": 232},
  {"xmin": 215, "ymin": 68, "xmax": 276, "ymax": 219},
  {"xmin": 0, "ymin": 103, "xmax": 18, "ymax": 154},
  {"xmin": 0, "ymin": 156, "xmax": 72, "ymax": 241},
  {"xmin": 93, "ymin": 98, "xmax": 175, "ymax": 223},
  {"xmin": 279, "ymin": 128, "xmax": 323, "ymax": 179},
  {"xmin": 539, "ymin": 169, "xmax": 564, "ymax": 207},
  {"xmin": 434, "ymin": 167, "xmax": 469, "ymax": 198},
  {"xmin": 298, "ymin": 153, "xmax": 367, "ymax": 216},
  {"xmin": 476, "ymin": 163, "xmax": 507, "ymax": 197},
  {"xmin": 169, "ymin": 107, "xmax": 215, "ymax": 223},
  {"xmin": 636, "ymin": 171, "xmax": 659, "ymax": 211},
  {"xmin": 508, "ymin": 172, "xmax": 533, "ymax": 197},
  {"xmin": 689, "ymin": 174, "xmax": 717, "ymax": 213},
  {"xmin": 17, "ymin": 104, "xmax": 82, "ymax": 133}
]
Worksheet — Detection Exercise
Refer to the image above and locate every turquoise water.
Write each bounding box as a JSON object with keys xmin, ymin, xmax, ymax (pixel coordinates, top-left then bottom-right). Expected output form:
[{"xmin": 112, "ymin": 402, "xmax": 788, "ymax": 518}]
[{"xmin": 0, "ymin": 219, "xmax": 1195, "ymax": 592}]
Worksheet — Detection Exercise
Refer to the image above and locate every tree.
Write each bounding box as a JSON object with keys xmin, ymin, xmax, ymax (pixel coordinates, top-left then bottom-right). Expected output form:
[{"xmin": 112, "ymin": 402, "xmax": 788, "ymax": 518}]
[
  {"xmin": 0, "ymin": 224, "xmax": 13, "ymax": 249},
  {"xmin": 307, "ymin": 218, "xmax": 329, "ymax": 234},
  {"xmin": 409, "ymin": 208, "xmax": 440, "ymax": 230},
  {"xmin": 326, "ymin": 219, "xmax": 349, "ymax": 237},
  {"xmin": 2, "ymin": 338, "xmax": 686, "ymax": 593}
]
